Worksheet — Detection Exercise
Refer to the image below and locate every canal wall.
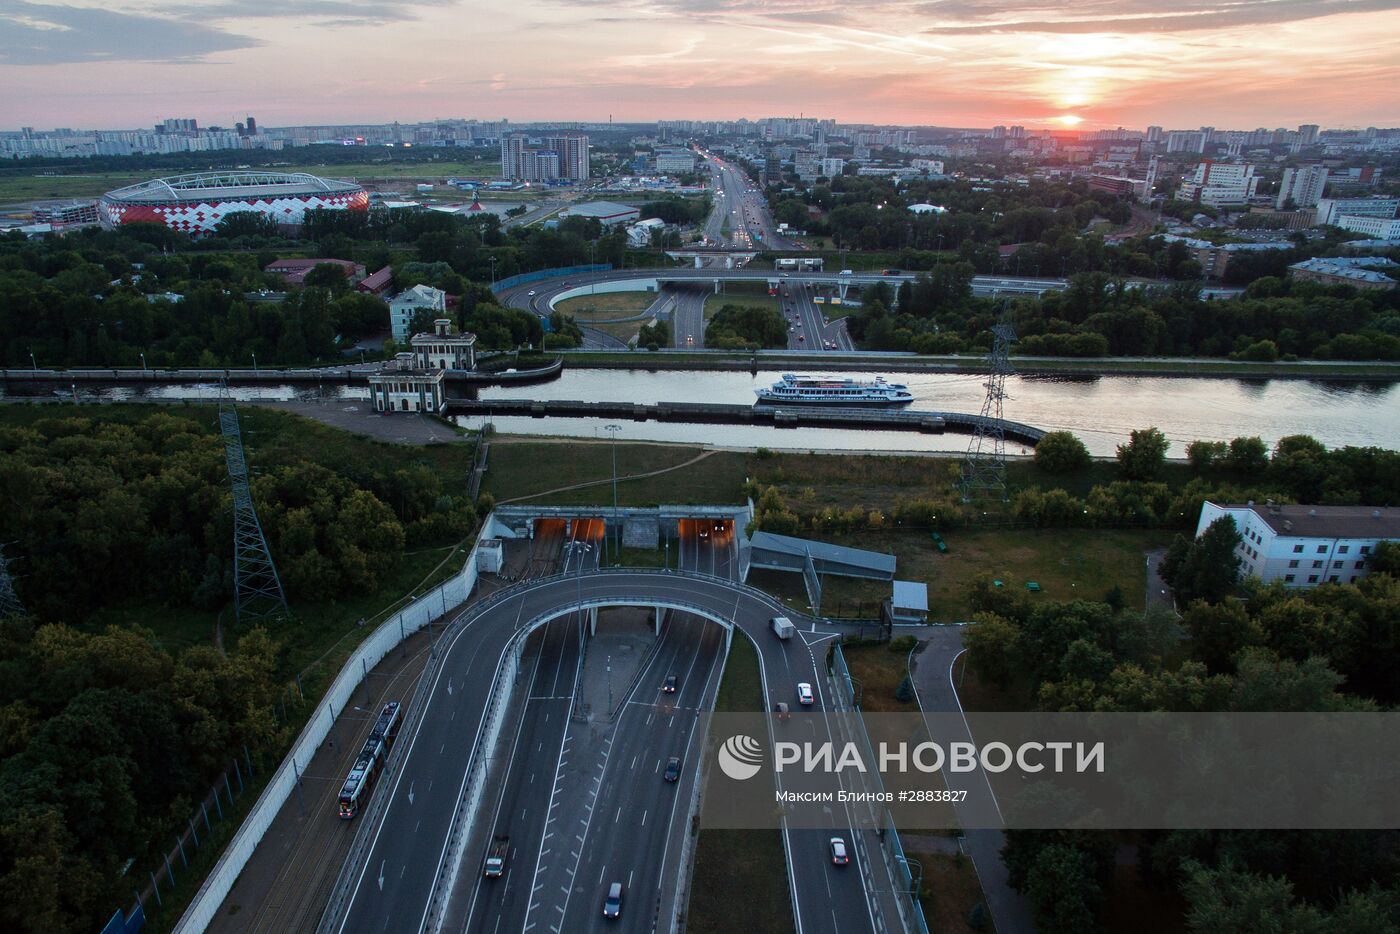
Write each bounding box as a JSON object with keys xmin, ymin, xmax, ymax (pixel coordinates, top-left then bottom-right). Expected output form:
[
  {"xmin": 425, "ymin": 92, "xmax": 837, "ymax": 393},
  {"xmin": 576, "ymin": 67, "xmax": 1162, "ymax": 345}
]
[{"xmin": 446, "ymin": 398, "xmax": 1045, "ymax": 444}]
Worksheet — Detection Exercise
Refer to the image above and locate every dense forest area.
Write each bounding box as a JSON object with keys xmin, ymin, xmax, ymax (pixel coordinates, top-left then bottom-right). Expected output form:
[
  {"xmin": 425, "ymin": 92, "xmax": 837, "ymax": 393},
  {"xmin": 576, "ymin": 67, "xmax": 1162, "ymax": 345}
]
[
  {"xmin": 0, "ymin": 406, "xmax": 481, "ymax": 932},
  {"xmin": 750, "ymin": 429, "xmax": 1400, "ymax": 537},
  {"xmin": 842, "ymin": 269, "xmax": 1400, "ymax": 359}
]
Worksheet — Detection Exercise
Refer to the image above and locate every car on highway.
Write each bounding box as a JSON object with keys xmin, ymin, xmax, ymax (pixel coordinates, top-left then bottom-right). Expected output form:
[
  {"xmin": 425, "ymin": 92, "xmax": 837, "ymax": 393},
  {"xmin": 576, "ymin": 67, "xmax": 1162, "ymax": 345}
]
[
  {"xmin": 830, "ymin": 837, "xmax": 849, "ymax": 866},
  {"xmin": 664, "ymin": 756, "xmax": 681, "ymax": 782},
  {"xmin": 797, "ymin": 682, "xmax": 814, "ymax": 705},
  {"xmin": 603, "ymin": 882, "xmax": 624, "ymax": 919},
  {"xmin": 527, "ymin": 289, "xmax": 536, "ymax": 296},
  {"xmin": 662, "ymin": 675, "xmax": 678, "ymax": 694},
  {"xmin": 797, "ymin": 335, "xmax": 805, "ymax": 343},
  {"xmin": 774, "ymin": 701, "xmax": 791, "ymax": 720},
  {"xmin": 686, "ymin": 334, "xmax": 694, "ymax": 346}
]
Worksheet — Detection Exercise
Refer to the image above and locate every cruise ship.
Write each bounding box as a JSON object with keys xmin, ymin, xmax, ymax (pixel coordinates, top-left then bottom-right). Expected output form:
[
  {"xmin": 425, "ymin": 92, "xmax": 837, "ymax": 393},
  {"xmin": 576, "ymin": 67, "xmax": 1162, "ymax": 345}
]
[{"xmin": 755, "ymin": 373, "xmax": 915, "ymax": 405}]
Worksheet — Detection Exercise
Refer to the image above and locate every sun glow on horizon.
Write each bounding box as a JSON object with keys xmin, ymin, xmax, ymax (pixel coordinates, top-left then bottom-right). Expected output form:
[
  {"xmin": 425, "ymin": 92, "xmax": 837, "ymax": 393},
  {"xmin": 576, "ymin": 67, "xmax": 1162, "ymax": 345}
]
[{"xmin": 1056, "ymin": 114, "xmax": 1085, "ymax": 126}]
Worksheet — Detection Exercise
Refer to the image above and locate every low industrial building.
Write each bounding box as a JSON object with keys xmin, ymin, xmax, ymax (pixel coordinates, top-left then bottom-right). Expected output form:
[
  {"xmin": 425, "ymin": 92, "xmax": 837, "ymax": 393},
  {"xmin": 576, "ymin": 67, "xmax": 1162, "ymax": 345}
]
[
  {"xmin": 1288, "ymin": 256, "xmax": 1397, "ymax": 290},
  {"xmin": 410, "ymin": 318, "xmax": 477, "ymax": 370},
  {"xmin": 367, "ymin": 353, "xmax": 446, "ymax": 414},
  {"xmin": 356, "ymin": 265, "xmax": 393, "ymax": 296},
  {"xmin": 558, "ymin": 201, "xmax": 641, "ymax": 226},
  {"xmin": 747, "ymin": 531, "xmax": 896, "ymax": 580},
  {"xmin": 887, "ymin": 580, "xmax": 930, "ymax": 624},
  {"xmin": 264, "ymin": 257, "xmax": 365, "ymax": 287},
  {"xmin": 1197, "ymin": 501, "xmax": 1398, "ymax": 588}
]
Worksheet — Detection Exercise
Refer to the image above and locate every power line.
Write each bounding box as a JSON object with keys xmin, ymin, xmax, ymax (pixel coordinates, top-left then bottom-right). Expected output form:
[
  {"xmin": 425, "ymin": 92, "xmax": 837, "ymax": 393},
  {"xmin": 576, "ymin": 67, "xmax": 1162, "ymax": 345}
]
[
  {"xmin": 959, "ymin": 305, "xmax": 1017, "ymax": 502},
  {"xmin": 218, "ymin": 386, "xmax": 289, "ymax": 626},
  {"xmin": 0, "ymin": 545, "xmax": 25, "ymax": 619}
]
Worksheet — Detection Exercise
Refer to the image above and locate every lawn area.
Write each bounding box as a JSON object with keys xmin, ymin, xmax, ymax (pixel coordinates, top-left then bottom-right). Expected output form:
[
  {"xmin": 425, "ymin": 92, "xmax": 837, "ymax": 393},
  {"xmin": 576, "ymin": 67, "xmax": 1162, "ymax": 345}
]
[
  {"xmin": 554, "ymin": 292, "xmax": 657, "ymax": 322},
  {"xmin": 704, "ymin": 289, "xmax": 781, "ymax": 321},
  {"xmin": 482, "ymin": 438, "xmax": 748, "ymax": 506},
  {"xmin": 555, "ymin": 291, "xmax": 659, "ymax": 343},
  {"xmin": 687, "ymin": 635, "xmax": 795, "ymax": 934},
  {"xmin": 0, "ymin": 172, "xmax": 151, "ymax": 203},
  {"xmin": 840, "ymin": 641, "xmax": 920, "ymax": 713},
  {"xmin": 908, "ymin": 851, "xmax": 991, "ymax": 934},
  {"xmin": 754, "ymin": 528, "xmax": 1172, "ymax": 621}
]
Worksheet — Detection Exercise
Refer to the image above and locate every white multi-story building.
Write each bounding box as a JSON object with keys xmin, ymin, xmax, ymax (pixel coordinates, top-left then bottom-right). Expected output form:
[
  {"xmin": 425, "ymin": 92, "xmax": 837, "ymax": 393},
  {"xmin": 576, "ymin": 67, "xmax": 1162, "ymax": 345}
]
[
  {"xmin": 1276, "ymin": 165, "xmax": 1329, "ymax": 209},
  {"xmin": 367, "ymin": 353, "xmax": 447, "ymax": 414},
  {"xmin": 654, "ymin": 147, "xmax": 695, "ymax": 175},
  {"xmin": 389, "ymin": 284, "xmax": 448, "ymax": 341},
  {"xmin": 1196, "ymin": 502, "xmax": 1398, "ymax": 588},
  {"xmin": 410, "ymin": 318, "xmax": 477, "ymax": 370},
  {"xmin": 1333, "ymin": 215, "xmax": 1400, "ymax": 239},
  {"xmin": 1178, "ymin": 161, "xmax": 1258, "ymax": 205},
  {"xmin": 1315, "ymin": 197, "xmax": 1400, "ymax": 226},
  {"xmin": 911, "ymin": 159, "xmax": 945, "ymax": 175},
  {"xmin": 820, "ymin": 157, "xmax": 846, "ymax": 178}
]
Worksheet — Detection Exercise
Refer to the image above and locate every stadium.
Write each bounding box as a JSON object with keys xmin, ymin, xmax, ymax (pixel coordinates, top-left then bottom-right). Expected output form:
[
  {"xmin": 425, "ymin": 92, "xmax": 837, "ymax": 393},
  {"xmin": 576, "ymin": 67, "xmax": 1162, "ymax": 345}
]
[{"xmin": 99, "ymin": 171, "xmax": 368, "ymax": 234}]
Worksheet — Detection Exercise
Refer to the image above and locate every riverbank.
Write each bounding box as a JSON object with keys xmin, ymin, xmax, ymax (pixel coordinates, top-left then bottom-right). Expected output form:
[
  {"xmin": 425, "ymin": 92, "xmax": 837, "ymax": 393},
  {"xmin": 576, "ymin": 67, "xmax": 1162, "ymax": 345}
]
[{"xmin": 560, "ymin": 350, "xmax": 1400, "ymax": 381}]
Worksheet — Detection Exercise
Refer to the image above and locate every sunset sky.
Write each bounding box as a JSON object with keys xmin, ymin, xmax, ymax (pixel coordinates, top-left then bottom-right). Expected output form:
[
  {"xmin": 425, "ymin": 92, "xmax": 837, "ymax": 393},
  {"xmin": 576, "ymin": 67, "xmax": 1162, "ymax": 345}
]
[{"xmin": 2, "ymin": 0, "xmax": 1398, "ymax": 131}]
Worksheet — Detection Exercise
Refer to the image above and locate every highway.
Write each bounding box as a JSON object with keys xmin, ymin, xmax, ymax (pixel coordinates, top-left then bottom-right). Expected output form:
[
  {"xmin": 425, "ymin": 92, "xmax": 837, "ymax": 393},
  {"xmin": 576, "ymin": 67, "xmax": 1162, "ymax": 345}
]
[{"xmin": 323, "ymin": 567, "xmax": 901, "ymax": 934}]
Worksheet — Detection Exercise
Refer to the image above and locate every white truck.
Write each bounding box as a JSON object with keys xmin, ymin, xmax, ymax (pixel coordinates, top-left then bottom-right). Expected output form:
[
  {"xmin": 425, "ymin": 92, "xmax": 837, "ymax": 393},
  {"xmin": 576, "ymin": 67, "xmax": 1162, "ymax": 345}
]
[{"xmin": 771, "ymin": 616, "xmax": 796, "ymax": 640}]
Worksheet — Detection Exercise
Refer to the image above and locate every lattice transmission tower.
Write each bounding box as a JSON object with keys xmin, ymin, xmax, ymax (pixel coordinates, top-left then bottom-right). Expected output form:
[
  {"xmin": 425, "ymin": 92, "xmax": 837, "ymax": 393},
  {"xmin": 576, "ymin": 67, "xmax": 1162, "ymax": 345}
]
[
  {"xmin": 959, "ymin": 309, "xmax": 1017, "ymax": 502},
  {"xmin": 0, "ymin": 545, "xmax": 25, "ymax": 619},
  {"xmin": 219, "ymin": 392, "xmax": 289, "ymax": 626}
]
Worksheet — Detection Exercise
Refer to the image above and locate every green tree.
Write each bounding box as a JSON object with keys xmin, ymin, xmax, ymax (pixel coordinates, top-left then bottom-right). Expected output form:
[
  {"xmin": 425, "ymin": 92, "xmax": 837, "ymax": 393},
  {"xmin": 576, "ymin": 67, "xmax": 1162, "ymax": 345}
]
[
  {"xmin": 1161, "ymin": 516, "xmax": 1243, "ymax": 605},
  {"xmin": 1034, "ymin": 431, "xmax": 1092, "ymax": 473},
  {"xmin": 963, "ymin": 612, "xmax": 1021, "ymax": 689},
  {"xmin": 1116, "ymin": 427, "xmax": 1170, "ymax": 481},
  {"xmin": 303, "ymin": 262, "xmax": 352, "ymax": 293},
  {"xmin": 1024, "ymin": 844, "xmax": 1103, "ymax": 934}
]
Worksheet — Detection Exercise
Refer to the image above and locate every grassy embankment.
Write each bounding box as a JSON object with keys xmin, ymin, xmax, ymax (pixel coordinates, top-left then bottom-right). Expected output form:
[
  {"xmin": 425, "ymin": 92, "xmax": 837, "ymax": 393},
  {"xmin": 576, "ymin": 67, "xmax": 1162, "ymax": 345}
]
[
  {"xmin": 554, "ymin": 291, "xmax": 659, "ymax": 343},
  {"xmin": 686, "ymin": 634, "xmax": 795, "ymax": 934}
]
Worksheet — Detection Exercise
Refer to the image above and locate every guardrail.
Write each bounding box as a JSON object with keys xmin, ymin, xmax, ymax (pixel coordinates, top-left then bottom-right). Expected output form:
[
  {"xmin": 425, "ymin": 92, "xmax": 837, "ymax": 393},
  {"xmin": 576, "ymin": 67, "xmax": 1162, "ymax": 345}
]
[{"xmin": 171, "ymin": 530, "xmax": 489, "ymax": 934}]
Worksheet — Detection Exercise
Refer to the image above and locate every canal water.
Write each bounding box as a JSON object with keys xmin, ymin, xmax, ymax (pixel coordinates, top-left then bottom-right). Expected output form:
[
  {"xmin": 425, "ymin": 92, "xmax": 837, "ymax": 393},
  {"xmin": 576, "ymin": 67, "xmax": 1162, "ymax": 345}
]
[{"xmin": 5, "ymin": 369, "xmax": 1395, "ymax": 457}]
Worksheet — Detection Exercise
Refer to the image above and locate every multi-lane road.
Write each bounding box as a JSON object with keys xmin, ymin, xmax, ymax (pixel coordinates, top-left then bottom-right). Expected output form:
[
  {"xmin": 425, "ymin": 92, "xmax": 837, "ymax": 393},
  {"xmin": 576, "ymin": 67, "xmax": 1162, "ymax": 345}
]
[{"xmin": 323, "ymin": 565, "xmax": 902, "ymax": 934}]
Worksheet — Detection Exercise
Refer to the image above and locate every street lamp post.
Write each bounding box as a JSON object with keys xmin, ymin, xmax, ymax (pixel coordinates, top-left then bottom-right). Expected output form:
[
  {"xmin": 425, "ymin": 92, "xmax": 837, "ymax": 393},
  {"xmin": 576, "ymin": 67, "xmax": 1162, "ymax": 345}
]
[
  {"xmin": 251, "ymin": 352, "xmax": 258, "ymax": 374},
  {"xmin": 140, "ymin": 352, "xmax": 146, "ymax": 373},
  {"xmin": 589, "ymin": 242, "xmax": 596, "ymax": 295},
  {"xmin": 490, "ymin": 255, "xmax": 497, "ymax": 289},
  {"xmin": 29, "ymin": 351, "xmax": 36, "ymax": 372},
  {"xmin": 603, "ymin": 425, "xmax": 621, "ymax": 562}
]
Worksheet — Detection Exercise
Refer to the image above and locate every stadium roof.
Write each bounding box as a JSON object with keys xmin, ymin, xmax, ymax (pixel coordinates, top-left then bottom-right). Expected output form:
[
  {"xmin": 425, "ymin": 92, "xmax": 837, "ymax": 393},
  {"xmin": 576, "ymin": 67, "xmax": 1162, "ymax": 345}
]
[{"xmin": 103, "ymin": 171, "xmax": 361, "ymax": 204}]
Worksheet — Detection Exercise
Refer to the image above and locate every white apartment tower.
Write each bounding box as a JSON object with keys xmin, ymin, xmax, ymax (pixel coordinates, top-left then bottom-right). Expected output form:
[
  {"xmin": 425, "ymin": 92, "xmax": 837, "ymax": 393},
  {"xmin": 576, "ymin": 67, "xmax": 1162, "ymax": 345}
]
[{"xmin": 1277, "ymin": 165, "xmax": 1329, "ymax": 209}]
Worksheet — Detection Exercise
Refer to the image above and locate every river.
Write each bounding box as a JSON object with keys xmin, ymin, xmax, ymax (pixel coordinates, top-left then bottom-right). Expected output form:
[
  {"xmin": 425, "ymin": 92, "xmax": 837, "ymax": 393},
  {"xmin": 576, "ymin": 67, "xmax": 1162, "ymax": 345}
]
[
  {"xmin": 6, "ymin": 369, "xmax": 1395, "ymax": 457},
  {"xmin": 463, "ymin": 369, "xmax": 1398, "ymax": 457}
]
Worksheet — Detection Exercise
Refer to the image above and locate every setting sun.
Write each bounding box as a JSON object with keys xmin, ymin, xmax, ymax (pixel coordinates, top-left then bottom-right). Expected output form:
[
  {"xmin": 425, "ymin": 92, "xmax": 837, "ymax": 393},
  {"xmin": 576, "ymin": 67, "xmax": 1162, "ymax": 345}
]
[{"xmin": 1056, "ymin": 114, "xmax": 1085, "ymax": 126}]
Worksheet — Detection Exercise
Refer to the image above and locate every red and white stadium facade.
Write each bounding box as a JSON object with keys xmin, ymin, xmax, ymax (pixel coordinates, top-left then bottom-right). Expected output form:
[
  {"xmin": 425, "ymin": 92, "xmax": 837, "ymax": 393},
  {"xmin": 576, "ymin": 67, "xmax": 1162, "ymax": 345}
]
[{"xmin": 99, "ymin": 171, "xmax": 368, "ymax": 235}]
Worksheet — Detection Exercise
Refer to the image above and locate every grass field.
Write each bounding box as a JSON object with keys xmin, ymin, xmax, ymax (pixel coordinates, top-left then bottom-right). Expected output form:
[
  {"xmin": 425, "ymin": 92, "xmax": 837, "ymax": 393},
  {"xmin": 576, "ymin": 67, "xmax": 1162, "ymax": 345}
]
[
  {"xmin": 555, "ymin": 292, "xmax": 658, "ymax": 343},
  {"xmin": 910, "ymin": 851, "xmax": 990, "ymax": 934},
  {"xmin": 704, "ymin": 290, "xmax": 782, "ymax": 322},
  {"xmin": 482, "ymin": 438, "xmax": 748, "ymax": 506},
  {"xmin": 759, "ymin": 528, "xmax": 1171, "ymax": 621},
  {"xmin": 686, "ymin": 635, "xmax": 796, "ymax": 934},
  {"xmin": 0, "ymin": 160, "xmax": 500, "ymax": 206}
]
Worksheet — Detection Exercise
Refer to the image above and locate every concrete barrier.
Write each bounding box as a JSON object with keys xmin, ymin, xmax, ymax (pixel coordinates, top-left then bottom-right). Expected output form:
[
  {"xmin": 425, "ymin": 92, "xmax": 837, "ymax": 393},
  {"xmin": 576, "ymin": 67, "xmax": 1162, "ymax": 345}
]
[{"xmin": 171, "ymin": 515, "xmax": 504, "ymax": 934}]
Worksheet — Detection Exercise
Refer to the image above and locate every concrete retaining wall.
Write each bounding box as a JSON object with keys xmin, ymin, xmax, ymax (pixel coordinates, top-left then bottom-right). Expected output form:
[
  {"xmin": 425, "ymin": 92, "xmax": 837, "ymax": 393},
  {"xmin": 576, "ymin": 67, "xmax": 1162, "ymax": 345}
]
[{"xmin": 171, "ymin": 515, "xmax": 504, "ymax": 934}]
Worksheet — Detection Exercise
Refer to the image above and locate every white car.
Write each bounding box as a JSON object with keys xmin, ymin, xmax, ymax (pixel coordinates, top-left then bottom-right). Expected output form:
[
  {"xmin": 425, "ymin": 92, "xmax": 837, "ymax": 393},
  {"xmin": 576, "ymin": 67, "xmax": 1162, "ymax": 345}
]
[
  {"xmin": 796, "ymin": 682, "xmax": 814, "ymax": 705},
  {"xmin": 527, "ymin": 290, "xmax": 536, "ymax": 297},
  {"xmin": 830, "ymin": 837, "xmax": 849, "ymax": 865}
]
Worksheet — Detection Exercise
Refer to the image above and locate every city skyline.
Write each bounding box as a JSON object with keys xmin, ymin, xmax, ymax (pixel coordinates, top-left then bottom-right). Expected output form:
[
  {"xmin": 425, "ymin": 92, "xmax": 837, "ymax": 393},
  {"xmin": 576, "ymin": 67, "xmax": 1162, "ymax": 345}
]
[{"xmin": 2, "ymin": 0, "xmax": 1398, "ymax": 130}]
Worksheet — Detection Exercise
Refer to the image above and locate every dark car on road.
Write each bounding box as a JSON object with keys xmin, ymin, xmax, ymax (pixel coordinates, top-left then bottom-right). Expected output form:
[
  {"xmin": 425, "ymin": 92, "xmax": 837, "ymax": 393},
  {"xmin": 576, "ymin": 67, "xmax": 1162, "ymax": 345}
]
[
  {"xmin": 662, "ymin": 675, "xmax": 678, "ymax": 694},
  {"xmin": 603, "ymin": 882, "xmax": 624, "ymax": 919},
  {"xmin": 664, "ymin": 756, "xmax": 681, "ymax": 782}
]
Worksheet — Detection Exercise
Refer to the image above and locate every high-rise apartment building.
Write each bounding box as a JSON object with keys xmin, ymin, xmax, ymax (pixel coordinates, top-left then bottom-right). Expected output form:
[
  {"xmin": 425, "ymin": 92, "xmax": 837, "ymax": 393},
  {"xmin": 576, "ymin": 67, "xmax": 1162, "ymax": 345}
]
[
  {"xmin": 500, "ymin": 134, "xmax": 526, "ymax": 179},
  {"xmin": 1277, "ymin": 165, "xmax": 1329, "ymax": 209},
  {"xmin": 1297, "ymin": 124, "xmax": 1320, "ymax": 146},
  {"xmin": 1178, "ymin": 161, "xmax": 1259, "ymax": 205},
  {"xmin": 1146, "ymin": 125, "xmax": 1163, "ymax": 143},
  {"xmin": 543, "ymin": 134, "xmax": 590, "ymax": 181},
  {"xmin": 1166, "ymin": 131, "xmax": 1207, "ymax": 154}
]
